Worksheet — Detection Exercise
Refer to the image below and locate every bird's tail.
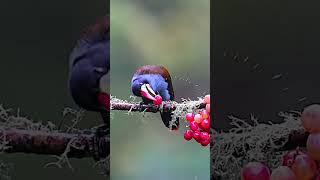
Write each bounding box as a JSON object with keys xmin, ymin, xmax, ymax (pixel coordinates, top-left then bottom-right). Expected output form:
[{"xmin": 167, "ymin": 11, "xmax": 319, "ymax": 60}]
[{"xmin": 160, "ymin": 111, "xmax": 179, "ymax": 130}]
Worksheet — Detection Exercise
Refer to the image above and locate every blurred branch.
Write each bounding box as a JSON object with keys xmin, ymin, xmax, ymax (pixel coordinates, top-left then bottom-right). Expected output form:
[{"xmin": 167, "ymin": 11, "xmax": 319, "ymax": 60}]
[
  {"xmin": 0, "ymin": 128, "xmax": 109, "ymax": 160},
  {"xmin": 111, "ymin": 101, "xmax": 206, "ymax": 113},
  {"xmin": 277, "ymin": 129, "xmax": 309, "ymax": 151},
  {"xmin": 231, "ymin": 129, "xmax": 309, "ymax": 158}
]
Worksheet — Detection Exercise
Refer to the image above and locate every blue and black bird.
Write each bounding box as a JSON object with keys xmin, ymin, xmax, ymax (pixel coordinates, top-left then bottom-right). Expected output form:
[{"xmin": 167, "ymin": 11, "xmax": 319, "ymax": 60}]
[
  {"xmin": 68, "ymin": 16, "xmax": 110, "ymax": 130},
  {"xmin": 131, "ymin": 65, "xmax": 179, "ymax": 130}
]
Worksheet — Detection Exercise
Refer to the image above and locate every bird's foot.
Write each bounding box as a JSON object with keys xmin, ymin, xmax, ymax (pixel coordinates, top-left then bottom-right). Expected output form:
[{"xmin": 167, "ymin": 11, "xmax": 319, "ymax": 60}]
[
  {"xmin": 138, "ymin": 101, "xmax": 146, "ymax": 112},
  {"xmin": 138, "ymin": 101, "xmax": 157, "ymax": 113}
]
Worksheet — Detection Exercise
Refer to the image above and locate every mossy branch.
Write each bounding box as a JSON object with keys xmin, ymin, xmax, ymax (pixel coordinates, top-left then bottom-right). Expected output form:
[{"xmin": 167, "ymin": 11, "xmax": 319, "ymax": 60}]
[
  {"xmin": 110, "ymin": 97, "xmax": 206, "ymax": 113},
  {"xmin": 0, "ymin": 128, "xmax": 109, "ymax": 160}
]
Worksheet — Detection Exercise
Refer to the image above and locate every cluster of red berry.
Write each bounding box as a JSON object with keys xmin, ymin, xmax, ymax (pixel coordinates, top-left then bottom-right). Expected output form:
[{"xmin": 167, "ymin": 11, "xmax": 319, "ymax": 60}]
[
  {"xmin": 241, "ymin": 148, "xmax": 320, "ymax": 180},
  {"xmin": 183, "ymin": 95, "xmax": 211, "ymax": 146}
]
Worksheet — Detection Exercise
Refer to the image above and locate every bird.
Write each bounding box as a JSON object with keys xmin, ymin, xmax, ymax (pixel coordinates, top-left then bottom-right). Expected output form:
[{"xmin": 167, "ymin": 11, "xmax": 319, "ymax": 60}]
[
  {"xmin": 131, "ymin": 65, "xmax": 179, "ymax": 130},
  {"xmin": 68, "ymin": 15, "xmax": 110, "ymax": 133}
]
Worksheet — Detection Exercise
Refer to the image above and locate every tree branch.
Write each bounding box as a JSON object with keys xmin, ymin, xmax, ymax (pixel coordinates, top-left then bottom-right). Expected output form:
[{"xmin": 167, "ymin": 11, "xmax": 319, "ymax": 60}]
[
  {"xmin": 277, "ymin": 129, "xmax": 309, "ymax": 151},
  {"xmin": 228, "ymin": 129, "xmax": 309, "ymax": 158},
  {"xmin": 0, "ymin": 128, "xmax": 109, "ymax": 159},
  {"xmin": 110, "ymin": 101, "xmax": 206, "ymax": 112}
]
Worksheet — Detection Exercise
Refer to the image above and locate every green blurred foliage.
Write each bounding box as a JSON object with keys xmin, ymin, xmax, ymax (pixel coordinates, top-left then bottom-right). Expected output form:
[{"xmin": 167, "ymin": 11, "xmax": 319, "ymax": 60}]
[{"xmin": 111, "ymin": 1, "xmax": 210, "ymax": 180}]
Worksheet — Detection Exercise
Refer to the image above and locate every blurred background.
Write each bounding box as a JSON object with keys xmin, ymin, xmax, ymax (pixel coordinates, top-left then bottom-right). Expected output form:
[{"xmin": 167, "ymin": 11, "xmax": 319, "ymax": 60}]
[
  {"xmin": 0, "ymin": 0, "xmax": 108, "ymax": 179},
  {"xmin": 213, "ymin": 0, "xmax": 320, "ymax": 130},
  {"xmin": 110, "ymin": 0, "xmax": 210, "ymax": 180}
]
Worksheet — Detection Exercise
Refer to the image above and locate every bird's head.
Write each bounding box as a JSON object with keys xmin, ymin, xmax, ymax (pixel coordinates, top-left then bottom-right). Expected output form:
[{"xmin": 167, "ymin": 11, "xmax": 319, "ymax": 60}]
[{"xmin": 131, "ymin": 74, "xmax": 170, "ymax": 104}]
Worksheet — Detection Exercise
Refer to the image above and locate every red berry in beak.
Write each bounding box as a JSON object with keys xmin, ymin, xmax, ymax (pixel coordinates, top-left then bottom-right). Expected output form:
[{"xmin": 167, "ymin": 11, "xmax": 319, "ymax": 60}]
[{"xmin": 153, "ymin": 95, "xmax": 162, "ymax": 105}]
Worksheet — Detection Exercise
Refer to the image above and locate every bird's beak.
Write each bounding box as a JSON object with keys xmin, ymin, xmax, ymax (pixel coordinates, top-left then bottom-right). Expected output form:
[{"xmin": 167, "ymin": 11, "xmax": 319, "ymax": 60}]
[{"xmin": 140, "ymin": 84, "xmax": 157, "ymax": 101}]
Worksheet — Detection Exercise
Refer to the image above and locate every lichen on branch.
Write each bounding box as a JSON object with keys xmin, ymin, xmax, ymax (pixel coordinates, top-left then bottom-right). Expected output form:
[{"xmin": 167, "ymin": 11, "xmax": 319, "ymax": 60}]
[
  {"xmin": 0, "ymin": 104, "xmax": 110, "ymax": 178},
  {"xmin": 211, "ymin": 112, "xmax": 307, "ymax": 180},
  {"xmin": 110, "ymin": 95, "xmax": 206, "ymax": 116}
]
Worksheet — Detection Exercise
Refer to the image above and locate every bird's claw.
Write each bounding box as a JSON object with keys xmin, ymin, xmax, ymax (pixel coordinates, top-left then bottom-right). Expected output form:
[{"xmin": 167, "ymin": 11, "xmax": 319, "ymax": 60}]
[{"xmin": 138, "ymin": 101, "xmax": 145, "ymax": 112}]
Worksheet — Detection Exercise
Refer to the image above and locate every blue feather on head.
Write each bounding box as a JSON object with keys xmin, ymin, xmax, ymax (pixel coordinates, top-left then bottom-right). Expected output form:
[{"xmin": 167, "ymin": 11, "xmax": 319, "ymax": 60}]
[
  {"xmin": 131, "ymin": 74, "xmax": 171, "ymax": 101},
  {"xmin": 131, "ymin": 65, "xmax": 179, "ymax": 130}
]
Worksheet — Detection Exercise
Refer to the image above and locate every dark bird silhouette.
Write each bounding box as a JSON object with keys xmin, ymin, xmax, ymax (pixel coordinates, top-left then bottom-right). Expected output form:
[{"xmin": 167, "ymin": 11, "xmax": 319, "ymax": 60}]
[
  {"xmin": 131, "ymin": 65, "xmax": 179, "ymax": 130},
  {"xmin": 68, "ymin": 16, "xmax": 110, "ymax": 131}
]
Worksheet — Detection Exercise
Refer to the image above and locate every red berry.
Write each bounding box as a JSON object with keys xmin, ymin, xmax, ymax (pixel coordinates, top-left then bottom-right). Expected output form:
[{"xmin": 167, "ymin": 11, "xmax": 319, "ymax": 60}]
[
  {"xmin": 241, "ymin": 162, "xmax": 270, "ymax": 180},
  {"xmin": 201, "ymin": 119, "xmax": 210, "ymax": 129},
  {"xmin": 193, "ymin": 131, "xmax": 201, "ymax": 142},
  {"xmin": 204, "ymin": 128, "xmax": 211, "ymax": 133},
  {"xmin": 200, "ymin": 131, "xmax": 209, "ymax": 140},
  {"xmin": 185, "ymin": 113, "xmax": 195, "ymax": 122},
  {"xmin": 200, "ymin": 139, "xmax": 210, "ymax": 146},
  {"xmin": 183, "ymin": 130, "xmax": 193, "ymax": 141},
  {"xmin": 153, "ymin": 95, "xmax": 162, "ymax": 105},
  {"xmin": 190, "ymin": 121, "xmax": 199, "ymax": 131},
  {"xmin": 282, "ymin": 148, "xmax": 307, "ymax": 167}
]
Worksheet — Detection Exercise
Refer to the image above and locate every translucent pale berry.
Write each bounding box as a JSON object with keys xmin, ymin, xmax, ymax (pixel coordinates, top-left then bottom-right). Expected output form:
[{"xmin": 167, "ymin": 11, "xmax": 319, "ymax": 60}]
[
  {"xmin": 194, "ymin": 114, "xmax": 203, "ymax": 124},
  {"xmin": 241, "ymin": 162, "xmax": 270, "ymax": 180},
  {"xmin": 200, "ymin": 131, "xmax": 209, "ymax": 140},
  {"xmin": 301, "ymin": 104, "xmax": 320, "ymax": 133},
  {"xmin": 201, "ymin": 110, "xmax": 209, "ymax": 119},
  {"xmin": 204, "ymin": 95, "xmax": 210, "ymax": 104},
  {"xmin": 291, "ymin": 154, "xmax": 317, "ymax": 180},
  {"xmin": 270, "ymin": 166, "xmax": 296, "ymax": 180},
  {"xmin": 183, "ymin": 130, "xmax": 193, "ymax": 141},
  {"xmin": 185, "ymin": 113, "xmax": 195, "ymax": 122},
  {"xmin": 201, "ymin": 119, "xmax": 210, "ymax": 129},
  {"xmin": 206, "ymin": 104, "xmax": 210, "ymax": 113},
  {"xmin": 189, "ymin": 121, "xmax": 199, "ymax": 131},
  {"xmin": 153, "ymin": 95, "xmax": 162, "ymax": 105},
  {"xmin": 307, "ymin": 133, "xmax": 320, "ymax": 160},
  {"xmin": 193, "ymin": 131, "xmax": 201, "ymax": 142}
]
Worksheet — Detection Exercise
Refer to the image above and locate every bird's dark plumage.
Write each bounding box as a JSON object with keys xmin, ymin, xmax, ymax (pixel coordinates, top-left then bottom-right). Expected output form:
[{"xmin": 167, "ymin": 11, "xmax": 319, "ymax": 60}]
[
  {"xmin": 69, "ymin": 16, "xmax": 110, "ymax": 124},
  {"xmin": 131, "ymin": 65, "xmax": 179, "ymax": 130}
]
